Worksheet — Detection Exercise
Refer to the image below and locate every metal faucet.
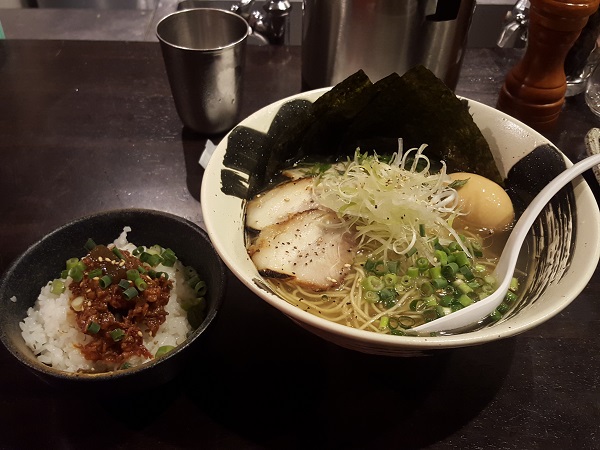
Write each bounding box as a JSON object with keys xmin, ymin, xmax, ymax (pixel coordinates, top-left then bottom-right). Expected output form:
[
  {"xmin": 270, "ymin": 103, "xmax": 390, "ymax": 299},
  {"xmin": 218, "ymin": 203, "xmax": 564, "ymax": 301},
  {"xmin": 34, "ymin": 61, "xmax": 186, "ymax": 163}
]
[
  {"xmin": 231, "ymin": 0, "xmax": 292, "ymax": 45},
  {"xmin": 497, "ymin": 0, "xmax": 529, "ymax": 48}
]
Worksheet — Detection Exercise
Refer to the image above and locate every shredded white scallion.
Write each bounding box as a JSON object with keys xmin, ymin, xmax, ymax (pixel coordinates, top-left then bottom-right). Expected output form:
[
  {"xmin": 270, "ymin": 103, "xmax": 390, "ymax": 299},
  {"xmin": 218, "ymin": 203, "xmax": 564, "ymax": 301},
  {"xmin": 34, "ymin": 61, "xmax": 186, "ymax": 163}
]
[{"xmin": 312, "ymin": 140, "xmax": 468, "ymax": 261}]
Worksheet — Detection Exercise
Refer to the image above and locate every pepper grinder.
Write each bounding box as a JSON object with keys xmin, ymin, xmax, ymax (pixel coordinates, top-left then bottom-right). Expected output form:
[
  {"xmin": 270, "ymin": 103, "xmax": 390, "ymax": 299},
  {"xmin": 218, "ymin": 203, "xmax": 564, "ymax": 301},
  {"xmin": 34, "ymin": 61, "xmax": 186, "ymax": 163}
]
[{"xmin": 497, "ymin": 0, "xmax": 599, "ymax": 132}]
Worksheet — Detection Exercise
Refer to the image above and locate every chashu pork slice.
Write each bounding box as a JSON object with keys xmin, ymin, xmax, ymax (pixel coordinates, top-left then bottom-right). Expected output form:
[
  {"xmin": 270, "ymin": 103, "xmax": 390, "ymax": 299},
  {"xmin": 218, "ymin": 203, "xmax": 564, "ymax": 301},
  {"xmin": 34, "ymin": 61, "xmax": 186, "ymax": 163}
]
[
  {"xmin": 248, "ymin": 209, "xmax": 356, "ymax": 291},
  {"xmin": 246, "ymin": 177, "xmax": 317, "ymax": 231}
]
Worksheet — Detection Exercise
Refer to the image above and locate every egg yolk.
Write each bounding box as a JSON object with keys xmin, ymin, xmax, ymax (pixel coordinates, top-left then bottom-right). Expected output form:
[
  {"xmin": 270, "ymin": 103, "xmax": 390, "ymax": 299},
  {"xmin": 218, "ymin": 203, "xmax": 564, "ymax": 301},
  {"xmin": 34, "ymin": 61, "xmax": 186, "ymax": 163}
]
[{"xmin": 449, "ymin": 172, "xmax": 515, "ymax": 233}]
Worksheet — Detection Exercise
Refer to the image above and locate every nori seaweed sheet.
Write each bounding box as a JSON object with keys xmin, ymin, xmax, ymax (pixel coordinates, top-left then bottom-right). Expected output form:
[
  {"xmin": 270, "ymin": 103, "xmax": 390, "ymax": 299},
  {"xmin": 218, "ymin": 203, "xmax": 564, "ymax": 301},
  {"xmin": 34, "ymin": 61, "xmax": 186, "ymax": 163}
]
[
  {"xmin": 287, "ymin": 66, "xmax": 502, "ymax": 185},
  {"xmin": 221, "ymin": 66, "xmax": 504, "ymax": 199},
  {"xmin": 341, "ymin": 66, "xmax": 502, "ymax": 185}
]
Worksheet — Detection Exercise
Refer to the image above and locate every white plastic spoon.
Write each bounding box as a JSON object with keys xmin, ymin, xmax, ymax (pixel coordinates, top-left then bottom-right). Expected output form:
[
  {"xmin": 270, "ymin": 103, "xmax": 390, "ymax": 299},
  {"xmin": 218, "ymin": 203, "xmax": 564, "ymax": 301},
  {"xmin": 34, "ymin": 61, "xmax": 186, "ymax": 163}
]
[{"xmin": 412, "ymin": 153, "xmax": 600, "ymax": 334}]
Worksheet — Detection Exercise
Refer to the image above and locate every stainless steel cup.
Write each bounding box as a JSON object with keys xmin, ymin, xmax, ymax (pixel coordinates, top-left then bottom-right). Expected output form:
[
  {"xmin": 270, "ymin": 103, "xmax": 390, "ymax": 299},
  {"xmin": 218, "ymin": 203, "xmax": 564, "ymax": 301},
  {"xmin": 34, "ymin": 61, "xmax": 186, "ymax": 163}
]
[
  {"xmin": 157, "ymin": 8, "xmax": 250, "ymax": 134},
  {"xmin": 301, "ymin": 0, "xmax": 476, "ymax": 91}
]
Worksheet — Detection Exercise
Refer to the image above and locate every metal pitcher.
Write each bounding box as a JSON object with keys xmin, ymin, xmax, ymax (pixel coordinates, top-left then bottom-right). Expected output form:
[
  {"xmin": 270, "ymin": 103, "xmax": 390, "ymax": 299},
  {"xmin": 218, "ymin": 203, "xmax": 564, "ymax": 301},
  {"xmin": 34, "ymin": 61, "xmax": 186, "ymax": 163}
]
[{"xmin": 301, "ymin": 0, "xmax": 476, "ymax": 90}]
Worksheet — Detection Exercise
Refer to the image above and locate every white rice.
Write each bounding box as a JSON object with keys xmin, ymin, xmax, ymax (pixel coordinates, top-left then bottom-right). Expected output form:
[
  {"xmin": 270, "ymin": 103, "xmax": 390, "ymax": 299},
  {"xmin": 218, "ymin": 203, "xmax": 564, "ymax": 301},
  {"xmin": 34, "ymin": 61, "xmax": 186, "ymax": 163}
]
[{"xmin": 19, "ymin": 227, "xmax": 195, "ymax": 373}]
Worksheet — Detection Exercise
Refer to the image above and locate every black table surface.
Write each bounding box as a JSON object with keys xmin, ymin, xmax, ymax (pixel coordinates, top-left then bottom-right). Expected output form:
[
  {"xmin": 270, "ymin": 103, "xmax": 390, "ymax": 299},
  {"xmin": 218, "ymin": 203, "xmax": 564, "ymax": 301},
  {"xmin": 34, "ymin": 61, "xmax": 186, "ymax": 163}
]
[{"xmin": 1, "ymin": 40, "xmax": 599, "ymax": 450}]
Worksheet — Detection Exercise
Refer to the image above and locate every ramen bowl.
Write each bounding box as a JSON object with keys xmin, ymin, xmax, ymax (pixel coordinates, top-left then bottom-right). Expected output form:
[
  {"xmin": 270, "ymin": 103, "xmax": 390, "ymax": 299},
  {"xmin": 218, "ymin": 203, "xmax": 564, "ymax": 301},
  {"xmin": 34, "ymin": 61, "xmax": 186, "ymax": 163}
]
[
  {"xmin": 0, "ymin": 209, "xmax": 226, "ymax": 388},
  {"xmin": 201, "ymin": 88, "xmax": 600, "ymax": 356}
]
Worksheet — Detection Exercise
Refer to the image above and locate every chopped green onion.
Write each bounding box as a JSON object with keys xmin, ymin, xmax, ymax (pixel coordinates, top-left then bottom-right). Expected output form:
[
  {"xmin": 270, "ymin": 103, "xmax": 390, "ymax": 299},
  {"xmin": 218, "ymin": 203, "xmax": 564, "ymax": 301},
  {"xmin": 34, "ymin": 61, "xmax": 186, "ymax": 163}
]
[
  {"xmin": 442, "ymin": 262, "xmax": 459, "ymax": 279},
  {"xmin": 431, "ymin": 278, "xmax": 448, "ymax": 289},
  {"xmin": 140, "ymin": 252, "xmax": 162, "ymax": 267},
  {"xmin": 448, "ymin": 178, "xmax": 469, "ymax": 189},
  {"xmin": 155, "ymin": 345, "xmax": 175, "ymax": 358},
  {"xmin": 60, "ymin": 269, "xmax": 68, "ymax": 279},
  {"xmin": 424, "ymin": 295, "xmax": 438, "ymax": 307},
  {"xmin": 434, "ymin": 249, "xmax": 448, "ymax": 266},
  {"xmin": 132, "ymin": 246, "xmax": 145, "ymax": 256},
  {"xmin": 406, "ymin": 247, "xmax": 418, "ymax": 257},
  {"xmin": 362, "ymin": 275, "xmax": 385, "ymax": 292},
  {"xmin": 51, "ymin": 279, "xmax": 65, "ymax": 295},
  {"xmin": 497, "ymin": 302, "xmax": 510, "ymax": 314},
  {"xmin": 66, "ymin": 257, "xmax": 79, "ymax": 271},
  {"xmin": 379, "ymin": 316, "xmax": 390, "ymax": 329},
  {"xmin": 460, "ymin": 265, "xmax": 475, "ymax": 280},
  {"xmin": 471, "ymin": 240, "xmax": 483, "ymax": 257},
  {"xmin": 386, "ymin": 261, "xmax": 399, "ymax": 274},
  {"xmin": 440, "ymin": 294, "xmax": 454, "ymax": 307},
  {"xmin": 68, "ymin": 266, "xmax": 84, "ymax": 283},
  {"xmin": 383, "ymin": 273, "xmax": 398, "ymax": 287},
  {"xmin": 505, "ymin": 290, "xmax": 518, "ymax": 303},
  {"xmin": 481, "ymin": 283, "xmax": 495, "ymax": 294},
  {"xmin": 489, "ymin": 310, "xmax": 502, "ymax": 321},
  {"xmin": 363, "ymin": 290, "xmax": 380, "ymax": 303},
  {"xmin": 454, "ymin": 251, "xmax": 470, "ymax": 267},
  {"xmin": 110, "ymin": 328, "xmax": 125, "ymax": 341},
  {"xmin": 373, "ymin": 260, "xmax": 387, "ymax": 276},
  {"xmin": 160, "ymin": 248, "xmax": 177, "ymax": 267},
  {"xmin": 187, "ymin": 304, "xmax": 206, "ymax": 329},
  {"xmin": 99, "ymin": 275, "xmax": 112, "ymax": 288},
  {"xmin": 155, "ymin": 272, "xmax": 169, "ymax": 280},
  {"xmin": 484, "ymin": 275, "xmax": 497, "ymax": 286},
  {"xmin": 379, "ymin": 288, "xmax": 397, "ymax": 307},
  {"xmin": 510, "ymin": 277, "xmax": 520, "ymax": 292},
  {"xmin": 436, "ymin": 305, "xmax": 450, "ymax": 317},
  {"xmin": 410, "ymin": 299, "xmax": 427, "ymax": 311},
  {"xmin": 147, "ymin": 244, "xmax": 163, "ymax": 255},
  {"xmin": 112, "ymin": 247, "xmax": 125, "ymax": 260},
  {"xmin": 134, "ymin": 277, "xmax": 148, "ymax": 291},
  {"xmin": 118, "ymin": 279, "xmax": 131, "ymax": 290},
  {"xmin": 84, "ymin": 238, "xmax": 97, "ymax": 251},
  {"xmin": 399, "ymin": 275, "xmax": 413, "ymax": 287},
  {"xmin": 388, "ymin": 317, "xmax": 400, "ymax": 330},
  {"xmin": 88, "ymin": 268, "xmax": 103, "ymax": 279},
  {"xmin": 187, "ymin": 274, "xmax": 200, "ymax": 288},
  {"xmin": 420, "ymin": 282, "xmax": 434, "ymax": 296},
  {"xmin": 180, "ymin": 296, "xmax": 205, "ymax": 312},
  {"xmin": 123, "ymin": 287, "xmax": 138, "ymax": 300},
  {"xmin": 450, "ymin": 303, "xmax": 464, "ymax": 312},
  {"xmin": 457, "ymin": 294, "xmax": 474, "ymax": 307},
  {"xmin": 87, "ymin": 322, "xmax": 100, "ymax": 334},
  {"xmin": 194, "ymin": 280, "xmax": 207, "ymax": 296},
  {"xmin": 398, "ymin": 316, "xmax": 416, "ymax": 328},
  {"xmin": 126, "ymin": 269, "xmax": 140, "ymax": 281},
  {"xmin": 473, "ymin": 263, "xmax": 487, "ymax": 274},
  {"xmin": 467, "ymin": 280, "xmax": 481, "ymax": 289},
  {"xmin": 429, "ymin": 266, "xmax": 442, "ymax": 280},
  {"xmin": 453, "ymin": 279, "xmax": 473, "ymax": 295},
  {"xmin": 406, "ymin": 266, "xmax": 419, "ymax": 278},
  {"xmin": 419, "ymin": 223, "xmax": 426, "ymax": 237},
  {"xmin": 424, "ymin": 306, "xmax": 442, "ymax": 320},
  {"xmin": 416, "ymin": 257, "xmax": 429, "ymax": 271},
  {"xmin": 185, "ymin": 266, "xmax": 197, "ymax": 278},
  {"xmin": 447, "ymin": 241, "xmax": 460, "ymax": 253}
]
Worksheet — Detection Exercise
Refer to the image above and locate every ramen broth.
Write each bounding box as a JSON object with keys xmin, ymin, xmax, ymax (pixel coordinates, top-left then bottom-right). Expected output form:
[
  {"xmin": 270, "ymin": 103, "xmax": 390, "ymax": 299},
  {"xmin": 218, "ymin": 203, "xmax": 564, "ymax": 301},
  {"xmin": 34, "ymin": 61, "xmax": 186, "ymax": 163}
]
[{"xmin": 245, "ymin": 149, "xmax": 519, "ymax": 334}]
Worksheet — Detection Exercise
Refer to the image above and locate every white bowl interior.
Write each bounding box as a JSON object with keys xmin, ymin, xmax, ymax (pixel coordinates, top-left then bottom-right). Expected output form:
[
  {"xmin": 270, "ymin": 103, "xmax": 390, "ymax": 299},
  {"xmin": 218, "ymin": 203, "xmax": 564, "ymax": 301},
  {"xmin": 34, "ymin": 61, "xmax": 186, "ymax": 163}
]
[{"xmin": 201, "ymin": 89, "xmax": 600, "ymax": 354}]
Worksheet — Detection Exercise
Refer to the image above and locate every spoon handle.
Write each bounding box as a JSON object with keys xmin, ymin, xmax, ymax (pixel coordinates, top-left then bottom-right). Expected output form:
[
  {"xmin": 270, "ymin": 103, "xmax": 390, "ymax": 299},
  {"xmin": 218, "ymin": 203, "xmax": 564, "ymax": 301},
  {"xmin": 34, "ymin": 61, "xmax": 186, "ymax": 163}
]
[{"xmin": 496, "ymin": 153, "xmax": 600, "ymax": 279}]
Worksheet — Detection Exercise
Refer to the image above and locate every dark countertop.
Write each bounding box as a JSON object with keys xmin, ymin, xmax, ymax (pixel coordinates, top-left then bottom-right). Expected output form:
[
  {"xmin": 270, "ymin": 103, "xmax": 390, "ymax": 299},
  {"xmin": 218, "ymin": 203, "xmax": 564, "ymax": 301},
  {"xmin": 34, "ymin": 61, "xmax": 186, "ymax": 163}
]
[{"xmin": 0, "ymin": 40, "xmax": 599, "ymax": 450}]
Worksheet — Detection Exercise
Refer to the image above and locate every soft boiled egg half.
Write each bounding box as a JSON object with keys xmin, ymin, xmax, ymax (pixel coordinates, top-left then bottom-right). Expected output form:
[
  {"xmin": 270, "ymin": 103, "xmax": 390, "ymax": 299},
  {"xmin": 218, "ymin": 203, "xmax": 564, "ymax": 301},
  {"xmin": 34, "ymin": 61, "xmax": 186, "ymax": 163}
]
[{"xmin": 449, "ymin": 172, "xmax": 515, "ymax": 233}]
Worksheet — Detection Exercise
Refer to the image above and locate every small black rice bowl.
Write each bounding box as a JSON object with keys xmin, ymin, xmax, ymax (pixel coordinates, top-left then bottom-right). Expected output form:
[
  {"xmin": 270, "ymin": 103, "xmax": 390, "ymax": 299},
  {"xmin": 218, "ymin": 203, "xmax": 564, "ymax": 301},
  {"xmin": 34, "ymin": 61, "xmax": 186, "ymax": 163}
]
[{"xmin": 0, "ymin": 209, "xmax": 226, "ymax": 391}]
